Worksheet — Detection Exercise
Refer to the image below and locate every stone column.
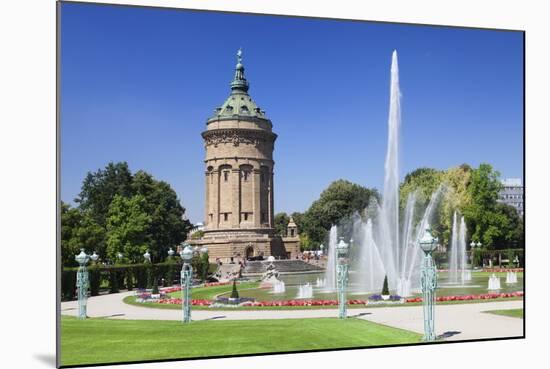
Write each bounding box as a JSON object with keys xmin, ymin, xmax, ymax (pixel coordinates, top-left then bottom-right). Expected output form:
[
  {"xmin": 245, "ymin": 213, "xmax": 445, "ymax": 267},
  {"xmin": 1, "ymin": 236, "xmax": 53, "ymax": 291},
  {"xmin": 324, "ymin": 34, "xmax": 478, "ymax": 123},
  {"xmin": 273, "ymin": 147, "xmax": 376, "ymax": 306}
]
[
  {"xmin": 269, "ymin": 170, "xmax": 274, "ymax": 227},
  {"xmin": 213, "ymin": 169, "xmax": 220, "ymax": 229},
  {"xmin": 231, "ymin": 168, "xmax": 240, "ymax": 228},
  {"xmin": 204, "ymin": 170, "xmax": 210, "ymax": 228},
  {"xmin": 252, "ymin": 167, "xmax": 261, "ymax": 227}
]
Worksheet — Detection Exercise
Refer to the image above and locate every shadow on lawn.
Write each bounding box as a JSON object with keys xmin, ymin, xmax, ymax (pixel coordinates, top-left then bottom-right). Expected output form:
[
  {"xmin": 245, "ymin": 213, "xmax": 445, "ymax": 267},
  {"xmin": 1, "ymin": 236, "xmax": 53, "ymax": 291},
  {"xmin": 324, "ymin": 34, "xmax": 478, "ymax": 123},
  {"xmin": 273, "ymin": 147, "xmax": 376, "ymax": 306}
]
[{"xmin": 438, "ymin": 331, "xmax": 461, "ymax": 339}]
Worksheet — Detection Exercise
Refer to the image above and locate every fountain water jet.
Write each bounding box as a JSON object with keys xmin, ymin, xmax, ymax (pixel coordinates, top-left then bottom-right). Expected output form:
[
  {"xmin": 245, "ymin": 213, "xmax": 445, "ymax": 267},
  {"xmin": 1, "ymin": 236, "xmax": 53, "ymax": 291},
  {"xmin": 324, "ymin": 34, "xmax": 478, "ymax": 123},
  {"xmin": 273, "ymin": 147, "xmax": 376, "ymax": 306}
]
[
  {"xmin": 449, "ymin": 213, "xmax": 470, "ymax": 285},
  {"xmin": 272, "ymin": 280, "xmax": 285, "ymax": 294},
  {"xmin": 319, "ymin": 51, "xmax": 445, "ymax": 299},
  {"xmin": 345, "ymin": 51, "xmax": 445, "ymax": 297},
  {"xmin": 506, "ymin": 272, "xmax": 518, "ymax": 284},
  {"xmin": 488, "ymin": 274, "xmax": 501, "ymax": 290},
  {"xmin": 296, "ymin": 283, "xmax": 313, "ymax": 299},
  {"xmin": 324, "ymin": 225, "xmax": 338, "ymax": 291},
  {"xmin": 352, "ymin": 218, "xmax": 386, "ymax": 293}
]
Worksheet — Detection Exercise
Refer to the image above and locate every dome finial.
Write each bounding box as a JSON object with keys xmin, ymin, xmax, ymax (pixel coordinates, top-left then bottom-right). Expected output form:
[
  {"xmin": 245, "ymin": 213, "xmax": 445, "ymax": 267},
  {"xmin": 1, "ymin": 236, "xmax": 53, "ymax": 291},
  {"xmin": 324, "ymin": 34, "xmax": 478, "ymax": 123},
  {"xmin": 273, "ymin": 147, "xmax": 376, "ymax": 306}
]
[
  {"xmin": 231, "ymin": 48, "xmax": 249, "ymax": 93},
  {"xmin": 237, "ymin": 47, "xmax": 243, "ymax": 64}
]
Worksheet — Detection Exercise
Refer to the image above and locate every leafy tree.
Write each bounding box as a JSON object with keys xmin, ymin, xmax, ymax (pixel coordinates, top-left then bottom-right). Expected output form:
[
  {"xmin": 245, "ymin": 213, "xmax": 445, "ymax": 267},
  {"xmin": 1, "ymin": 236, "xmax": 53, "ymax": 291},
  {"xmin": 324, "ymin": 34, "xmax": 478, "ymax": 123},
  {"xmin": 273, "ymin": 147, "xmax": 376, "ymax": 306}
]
[
  {"xmin": 61, "ymin": 202, "xmax": 106, "ymax": 265},
  {"xmin": 299, "ymin": 233, "xmax": 313, "ymax": 251},
  {"xmin": 301, "ymin": 180, "xmax": 377, "ymax": 245},
  {"xmin": 131, "ymin": 170, "xmax": 192, "ymax": 261},
  {"xmin": 61, "ymin": 202, "xmax": 83, "ymax": 267},
  {"xmin": 400, "ymin": 167, "xmax": 445, "ymax": 210},
  {"xmin": 61, "ymin": 162, "xmax": 192, "ymax": 266},
  {"xmin": 274, "ymin": 212, "xmax": 290, "ymax": 236},
  {"xmin": 190, "ymin": 230, "xmax": 204, "ymax": 240},
  {"xmin": 290, "ymin": 212, "xmax": 304, "ymax": 233},
  {"xmin": 106, "ymin": 194, "xmax": 152, "ymax": 263},
  {"xmin": 76, "ymin": 162, "xmax": 133, "ymax": 226},
  {"xmin": 462, "ymin": 164, "xmax": 504, "ymax": 248},
  {"xmin": 492, "ymin": 203, "xmax": 524, "ymax": 249}
]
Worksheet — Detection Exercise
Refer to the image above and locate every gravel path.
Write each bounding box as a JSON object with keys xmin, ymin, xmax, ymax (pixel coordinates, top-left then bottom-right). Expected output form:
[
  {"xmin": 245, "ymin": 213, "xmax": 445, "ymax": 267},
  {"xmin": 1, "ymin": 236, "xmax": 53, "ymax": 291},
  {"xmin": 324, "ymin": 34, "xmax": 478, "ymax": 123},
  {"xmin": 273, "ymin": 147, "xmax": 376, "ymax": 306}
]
[{"xmin": 61, "ymin": 292, "xmax": 523, "ymax": 341}]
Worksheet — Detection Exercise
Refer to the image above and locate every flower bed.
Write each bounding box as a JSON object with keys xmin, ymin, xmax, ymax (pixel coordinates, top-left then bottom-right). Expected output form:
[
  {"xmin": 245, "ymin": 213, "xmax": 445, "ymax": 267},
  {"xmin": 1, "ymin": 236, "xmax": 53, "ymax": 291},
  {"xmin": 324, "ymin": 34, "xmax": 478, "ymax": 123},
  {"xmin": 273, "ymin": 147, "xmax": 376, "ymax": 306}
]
[
  {"xmin": 157, "ymin": 298, "xmax": 212, "ymax": 306},
  {"xmin": 147, "ymin": 289, "xmax": 524, "ymax": 307},
  {"xmin": 161, "ymin": 286, "xmax": 181, "ymax": 294},
  {"xmin": 405, "ymin": 291, "xmax": 524, "ymax": 303},
  {"xmin": 483, "ymin": 268, "xmax": 523, "ymax": 273}
]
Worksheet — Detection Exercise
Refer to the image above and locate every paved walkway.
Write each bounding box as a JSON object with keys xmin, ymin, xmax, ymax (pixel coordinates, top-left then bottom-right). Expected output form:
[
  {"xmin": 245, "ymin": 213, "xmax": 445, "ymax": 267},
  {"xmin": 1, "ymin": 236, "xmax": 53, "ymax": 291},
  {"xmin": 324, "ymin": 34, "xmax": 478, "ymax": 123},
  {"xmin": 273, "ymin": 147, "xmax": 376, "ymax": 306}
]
[{"xmin": 61, "ymin": 292, "xmax": 523, "ymax": 341}]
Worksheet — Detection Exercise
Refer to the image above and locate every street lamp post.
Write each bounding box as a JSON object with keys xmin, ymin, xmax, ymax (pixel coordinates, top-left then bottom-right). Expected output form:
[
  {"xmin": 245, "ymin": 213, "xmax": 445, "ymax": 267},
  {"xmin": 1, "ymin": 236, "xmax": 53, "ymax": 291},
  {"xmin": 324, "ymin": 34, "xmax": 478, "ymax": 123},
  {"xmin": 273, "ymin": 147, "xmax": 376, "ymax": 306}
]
[
  {"xmin": 336, "ymin": 238, "xmax": 350, "ymax": 319},
  {"xmin": 419, "ymin": 226, "xmax": 438, "ymax": 342},
  {"xmin": 75, "ymin": 249, "xmax": 90, "ymax": 320},
  {"xmin": 180, "ymin": 244, "xmax": 194, "ymax": 323}
]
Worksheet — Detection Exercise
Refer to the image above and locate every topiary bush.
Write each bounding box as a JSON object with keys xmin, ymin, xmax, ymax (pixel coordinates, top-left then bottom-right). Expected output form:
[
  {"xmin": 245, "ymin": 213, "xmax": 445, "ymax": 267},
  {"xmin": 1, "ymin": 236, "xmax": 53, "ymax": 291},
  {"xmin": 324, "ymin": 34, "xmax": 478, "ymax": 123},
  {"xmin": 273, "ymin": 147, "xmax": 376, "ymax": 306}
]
[
  {"xmin": 230, "ymin": 279, "xmax": 239, "ymax": 299},
  {"xmin": 381, "ymin": 275, "xmax": 390, "ymax": 296}
]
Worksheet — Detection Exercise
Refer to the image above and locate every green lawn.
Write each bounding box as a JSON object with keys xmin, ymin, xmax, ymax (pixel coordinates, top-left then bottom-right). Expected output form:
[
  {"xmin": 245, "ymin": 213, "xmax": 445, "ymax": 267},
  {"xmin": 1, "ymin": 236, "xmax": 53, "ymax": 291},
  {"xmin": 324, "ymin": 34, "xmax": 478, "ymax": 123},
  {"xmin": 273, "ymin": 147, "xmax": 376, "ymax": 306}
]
[
  {"xmin": 484, "ymin": 308, "xmax": 524, "ymax": 318},
  {"xmin": 167, "ymin": 281, "xmax": 259, "ymax": 300},
  {"xmin": 60, "ymin": 316, "xmax": 421, "ymax": 366}
]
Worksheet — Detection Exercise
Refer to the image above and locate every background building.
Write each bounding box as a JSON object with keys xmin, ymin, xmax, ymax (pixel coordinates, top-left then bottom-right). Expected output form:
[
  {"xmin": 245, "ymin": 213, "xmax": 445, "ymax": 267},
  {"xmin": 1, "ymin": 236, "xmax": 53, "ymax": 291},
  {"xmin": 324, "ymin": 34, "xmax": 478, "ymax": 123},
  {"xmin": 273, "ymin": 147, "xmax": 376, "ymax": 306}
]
[
  {"xmin": 190, "ymin": 50, "xmax": 299, "ymax": 262},
  {"xmin": 498, "ymin": 178, "xmax": 524, "ymax": 216}
]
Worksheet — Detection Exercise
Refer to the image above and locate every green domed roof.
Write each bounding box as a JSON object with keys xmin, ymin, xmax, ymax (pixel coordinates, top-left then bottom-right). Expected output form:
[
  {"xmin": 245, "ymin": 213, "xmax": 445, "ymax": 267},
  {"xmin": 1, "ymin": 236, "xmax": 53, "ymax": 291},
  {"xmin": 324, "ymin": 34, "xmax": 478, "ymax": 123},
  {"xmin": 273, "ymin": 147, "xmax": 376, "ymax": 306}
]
[{"xmin": 208, "ymin": 49, "xmax": 269, "ymax": 122}]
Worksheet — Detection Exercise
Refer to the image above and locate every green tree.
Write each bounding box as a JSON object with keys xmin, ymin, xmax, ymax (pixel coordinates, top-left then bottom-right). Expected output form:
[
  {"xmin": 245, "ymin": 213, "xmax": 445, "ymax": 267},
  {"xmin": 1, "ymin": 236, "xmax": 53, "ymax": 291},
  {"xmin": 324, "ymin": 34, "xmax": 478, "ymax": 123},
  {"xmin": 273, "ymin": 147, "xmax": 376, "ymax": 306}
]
[
  {"xmin": 301, "ymin": 180, "xmax": 378, "ymax": 245},
  {"xmin": 61, "ymin": 202, "xmax": 83, "ymax": 267},
  {"xmin": 106, "ymin": 194, "xmax": 152, "ymax": 263},
  {"xmin": 62, "ymin": 162, "xmax": 192, "ymax": 266},
  {"xmin": 61, "ymin": 202, "xmax": 106, "ymax": 266},
  {"xmin": 290, "ymin": 211, "xmax": 304, "ymax": 233},
  {"xmin": 462, "ymin": 164, "xmax": 504, "ymax": 248},
  {"xmin": 400, "ymin": 167, "xmax": 445, "ymax": 210},
  {"xmin": 492, "ymin": 203, "xmax": 524, "ymax": 249},
  {"xmin": 131, "ymin": 170, "xmax": 192, "ymax": 261},
  {"xmin": 76, "ymin": 162, "xmax": 133, "ymax": 226},
  {"xmin": 299, "ymin": 233, "xmax": 313, "ymax": 251},
  {"xmin": 274, "ymin": 212, "xmax": 290, "ymax": 236}
]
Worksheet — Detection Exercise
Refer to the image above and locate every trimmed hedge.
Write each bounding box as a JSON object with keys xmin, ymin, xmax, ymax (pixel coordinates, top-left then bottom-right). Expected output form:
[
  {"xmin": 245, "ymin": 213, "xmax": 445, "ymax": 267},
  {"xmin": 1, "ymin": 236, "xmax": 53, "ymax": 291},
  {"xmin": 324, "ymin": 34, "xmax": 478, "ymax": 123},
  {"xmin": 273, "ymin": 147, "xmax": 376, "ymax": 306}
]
[{"xmin": 60, "ymin": 261, "xmax": 188, "ymax": 301}]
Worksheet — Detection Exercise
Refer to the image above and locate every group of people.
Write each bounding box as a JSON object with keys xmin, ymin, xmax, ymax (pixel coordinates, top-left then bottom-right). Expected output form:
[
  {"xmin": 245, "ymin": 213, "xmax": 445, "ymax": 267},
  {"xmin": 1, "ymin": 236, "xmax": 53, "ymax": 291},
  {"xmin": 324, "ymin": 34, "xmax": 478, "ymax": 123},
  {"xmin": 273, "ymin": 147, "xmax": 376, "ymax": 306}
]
[{"xmin": 295, "ymin": 250, "xmax": 324, "ymax": 263}]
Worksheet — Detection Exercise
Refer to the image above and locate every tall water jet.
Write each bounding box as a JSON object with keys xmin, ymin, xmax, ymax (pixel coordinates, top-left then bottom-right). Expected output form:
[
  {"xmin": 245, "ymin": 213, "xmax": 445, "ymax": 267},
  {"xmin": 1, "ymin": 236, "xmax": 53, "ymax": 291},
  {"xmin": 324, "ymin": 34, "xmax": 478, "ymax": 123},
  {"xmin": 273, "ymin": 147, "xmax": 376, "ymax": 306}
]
[
  {"xmin": 449, "ymin": 213, "xmax": 469, "ymax": 285},
  {"xmin": 458, "ymin": 216, "xmax": 470, "ymax": 282},
  {"xmin": 396, "ymin": 192, "xmax": 417, "ymax": 296},
  {"xmin": 327, "ymin": 51, "xmax": 445, "ymax": 298},
  {"xmin": 325, "ymin": 225, "xmax": 338, "ymax": 291},
  {"xmin": 378, "ymin": 50, "xmax": 401, "ymax": 289},
  {"xmin": 449, "ymin": 211, "xmax": 459, "ymax": 283},
  {"xmin": 354, "ymin": 218, "xmax": 386, "ymax": 292},
  {"xmin": 403, "ymin": 185, "xmax": 444, "ymax": 293}
]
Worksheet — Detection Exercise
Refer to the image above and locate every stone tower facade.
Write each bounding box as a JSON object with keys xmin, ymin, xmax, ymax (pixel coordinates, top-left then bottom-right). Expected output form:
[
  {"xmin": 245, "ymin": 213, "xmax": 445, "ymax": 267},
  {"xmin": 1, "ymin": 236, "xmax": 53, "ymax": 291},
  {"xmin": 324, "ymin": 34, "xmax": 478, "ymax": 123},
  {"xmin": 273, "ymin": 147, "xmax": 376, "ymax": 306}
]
[{"xmin": 192, "ymin": 50, "xmax": 299, "ymax": 262}]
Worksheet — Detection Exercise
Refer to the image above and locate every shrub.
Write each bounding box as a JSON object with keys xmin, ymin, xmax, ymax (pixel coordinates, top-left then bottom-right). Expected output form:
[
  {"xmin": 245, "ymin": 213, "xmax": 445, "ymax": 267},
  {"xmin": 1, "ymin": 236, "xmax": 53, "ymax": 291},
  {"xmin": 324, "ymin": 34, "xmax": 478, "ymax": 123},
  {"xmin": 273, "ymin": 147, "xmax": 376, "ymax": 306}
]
[
  {"xmin": 61, "ymin": 269, "xmax": 77, "ymax": 301},
  {"xmin": 125, "ymin": 268, "xmax": 134, "ymax": 291},
  {"xmin": 381, "ymin": 275, "xmax": 390, "ymax": 296},
  {"xmin": 230, "ymin": 279, "xmax": 239, "ymax": 299},
  {"xmin": 89, "ymin": 265, "xmax": 101, "ymax": 296},
  {"xmin": 109, "ymin": 268, "xmax": 119, "ymax": 293}
]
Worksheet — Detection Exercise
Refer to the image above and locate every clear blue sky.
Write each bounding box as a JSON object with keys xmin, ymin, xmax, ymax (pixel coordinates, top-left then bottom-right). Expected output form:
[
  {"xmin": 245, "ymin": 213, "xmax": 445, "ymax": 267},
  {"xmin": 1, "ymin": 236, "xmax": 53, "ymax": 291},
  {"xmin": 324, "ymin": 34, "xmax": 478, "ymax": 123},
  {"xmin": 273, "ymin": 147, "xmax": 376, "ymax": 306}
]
[{"xmin": 60, "ymin": 2, "xmax": 524, "ymax": 224}]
